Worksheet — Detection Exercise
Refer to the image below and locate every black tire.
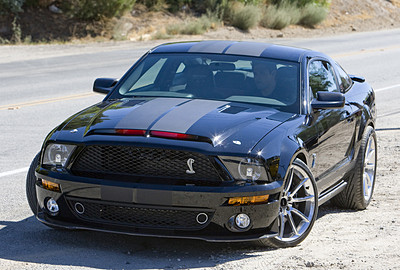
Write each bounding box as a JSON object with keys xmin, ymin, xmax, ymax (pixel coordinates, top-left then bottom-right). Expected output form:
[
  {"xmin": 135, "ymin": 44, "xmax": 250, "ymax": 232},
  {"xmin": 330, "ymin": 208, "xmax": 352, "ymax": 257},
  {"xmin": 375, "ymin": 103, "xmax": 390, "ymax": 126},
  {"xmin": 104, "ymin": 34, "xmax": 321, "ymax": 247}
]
[
  {"xmin": 26, "ymin": 153, "xmax": 40, "ymax": 216},
  {"xmin": 258, "ymin": 159, "xmax": 318, "ymax": 248},
  {"xmin": 331, "ymin": 126, "xmax": 377, "ymax": 210}
]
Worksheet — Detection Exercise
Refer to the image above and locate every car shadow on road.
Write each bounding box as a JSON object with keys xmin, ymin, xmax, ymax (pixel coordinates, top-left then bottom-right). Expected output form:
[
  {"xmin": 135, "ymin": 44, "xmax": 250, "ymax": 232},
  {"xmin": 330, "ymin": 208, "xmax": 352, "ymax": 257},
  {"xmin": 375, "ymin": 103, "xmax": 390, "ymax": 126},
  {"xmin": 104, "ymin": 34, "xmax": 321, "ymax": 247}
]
[
  {"xmin": 317, "ymin": 201, "xmax": 357, "ymax": 219},
  {"xmin": 0, "ymin": 216, "xmax": 275, "ymax": 269}
]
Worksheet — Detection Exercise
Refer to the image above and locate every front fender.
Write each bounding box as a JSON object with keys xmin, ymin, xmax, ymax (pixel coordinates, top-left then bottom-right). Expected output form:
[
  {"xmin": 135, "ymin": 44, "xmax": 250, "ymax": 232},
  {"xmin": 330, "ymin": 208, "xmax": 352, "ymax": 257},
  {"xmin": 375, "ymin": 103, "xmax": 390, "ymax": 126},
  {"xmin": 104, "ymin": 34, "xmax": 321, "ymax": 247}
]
[{"xmin": 251, "ymin": 116, "xmax": 312, "ymax": 181}]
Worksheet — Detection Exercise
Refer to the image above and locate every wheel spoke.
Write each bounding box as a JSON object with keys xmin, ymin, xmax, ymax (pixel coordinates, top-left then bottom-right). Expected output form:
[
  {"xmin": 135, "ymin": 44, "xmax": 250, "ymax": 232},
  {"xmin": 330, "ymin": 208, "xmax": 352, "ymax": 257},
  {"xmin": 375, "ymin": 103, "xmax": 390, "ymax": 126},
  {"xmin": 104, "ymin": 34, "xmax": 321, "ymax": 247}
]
[
  {"xmin": 285, "ymin": 168, "xmax": 294, "ymax": 194},
  {"xmin": 278, "ymin": 212, "xmax": 286, "ymax": 239},
  {"xmin": 291, "ymin": 195, "xmax": 314, "ymax": 203},
  {"xmin": 363, "ymin": 174, "xmax": 370, "ymax": 197},
  {"xmin": 366, "ymin": 148, "xmax": 375, "ymax": 162},
  {"xmin": 287, "ymin": 211, "xmax": 299, "ymax": 236},
  {"xmin": 291, "ymin": 207, "xmax": 310, "ymax": 223},
  {"xmin": 290, "ymin": 177, "xmax": 308, "ymax": 197},
  {"xmin": 365, "ymin": 162, "xmax": 375, "ymax": 171},
  {"xmin": 364, "ymin": 171, "xmax": 372, "ymax": 187}
]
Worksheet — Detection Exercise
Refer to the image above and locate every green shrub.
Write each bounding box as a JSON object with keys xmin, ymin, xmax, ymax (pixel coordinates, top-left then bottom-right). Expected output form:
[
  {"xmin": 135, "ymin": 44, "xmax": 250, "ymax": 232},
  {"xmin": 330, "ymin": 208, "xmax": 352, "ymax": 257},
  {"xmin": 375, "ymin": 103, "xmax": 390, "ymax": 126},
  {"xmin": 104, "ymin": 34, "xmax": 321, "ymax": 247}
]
[
  {"xmin": 0, "ymin": 0, "xmax": 25, "ymax": 14},
  {"xmin": 164, "ymin": 14, "xmax": 218, "ymax": 36},
  {"xmin": 166, "ymin": 24, "xmax": 181, "ymax": 35},
  {"xmin": 165, "ymin": 0, "xmax": 192, "ymax": 13},
  {"xmin": 261, "ymin": 1, "xmax": 300, "ymax": 30},
  {"xmin": 299, "ymin": 3, "xmax": 328, "ymax": 27},
  {"xmin": 270, "ymin": 0, "xmax": 329, "ymax": 8},
  {"xmin": 236, "ymin": 0, "xmax": 266, "ymax": 5},
  {"xmin": 137, "ymin": 0, "xmax": 166, "ymax": 11},
  {"xmin": 64, "ymin": 0, "xmax": 136, "ymax": 21},
  {"xmin": 231, "ymin": 3, "xmax": 261, "ymax": 31}
]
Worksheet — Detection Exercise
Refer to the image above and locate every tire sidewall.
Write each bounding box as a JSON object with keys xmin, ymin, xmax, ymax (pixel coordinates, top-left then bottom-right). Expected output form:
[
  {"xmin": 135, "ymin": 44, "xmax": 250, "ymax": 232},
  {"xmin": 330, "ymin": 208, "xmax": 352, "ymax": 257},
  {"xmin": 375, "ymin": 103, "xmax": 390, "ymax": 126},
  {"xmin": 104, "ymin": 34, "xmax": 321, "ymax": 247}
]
[{"xmin": 26, "ymin": 153, "xmax": 40, "ymax": 216}]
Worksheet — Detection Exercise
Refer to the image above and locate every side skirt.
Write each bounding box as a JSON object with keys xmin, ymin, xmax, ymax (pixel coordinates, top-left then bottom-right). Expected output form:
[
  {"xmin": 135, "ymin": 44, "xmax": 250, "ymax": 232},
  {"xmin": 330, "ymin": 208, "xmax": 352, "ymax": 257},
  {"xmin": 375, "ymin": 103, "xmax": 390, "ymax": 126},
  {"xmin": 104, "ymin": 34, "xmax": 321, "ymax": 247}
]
[{"xmin": 318, "ymin": 180, "xmax": 347, "ymax": 205}]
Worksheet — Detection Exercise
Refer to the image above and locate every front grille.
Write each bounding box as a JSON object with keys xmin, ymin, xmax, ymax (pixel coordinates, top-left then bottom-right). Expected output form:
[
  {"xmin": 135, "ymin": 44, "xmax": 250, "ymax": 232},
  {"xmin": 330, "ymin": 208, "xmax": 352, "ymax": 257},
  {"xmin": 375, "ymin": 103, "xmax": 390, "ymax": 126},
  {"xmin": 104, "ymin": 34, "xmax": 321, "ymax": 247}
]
[
  {"xmin": 71, "ymin": 145, "xmax": 222, "ymax": 183},
  {"xmin": 67, "ymin": 198, "xmax": 214, "ymax": 230}
]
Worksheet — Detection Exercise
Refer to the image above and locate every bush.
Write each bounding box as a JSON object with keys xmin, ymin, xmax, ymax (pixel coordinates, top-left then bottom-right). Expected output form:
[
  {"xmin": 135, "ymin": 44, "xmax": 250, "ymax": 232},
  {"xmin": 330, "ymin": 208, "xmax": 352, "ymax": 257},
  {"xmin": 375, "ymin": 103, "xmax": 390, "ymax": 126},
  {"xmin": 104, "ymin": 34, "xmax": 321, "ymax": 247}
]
[
  {"xmin": 0, "ymin": 0, "xmax": 25, "ymax": 14},
  {"xmin": 299, "ymin": 3, "xmax": 328, "ymax": 27},
  {"xmin": 165, "ymin": 0, "xmax": 192, "ymax": 13},
  {"xmin": 231, "ymin": 3, "xmax": 261, "ymax": 31},
  {"xmin": 270, "ymin": 0, "xmax": 329, "ymax": 8},
  {"xmin": 260, "ymin": 1, "xmax": 300, "ymax": 30},
  {"xmin": 64, "ymin": 0, "xmax": 136, "ymax": 21},
  {"xmin": 163, "ymin": 14, "xmax": 219, "ymax": 36},
  {"xmin": 137, "ymin": 0, "xmax": 166, "ymax": 11}
]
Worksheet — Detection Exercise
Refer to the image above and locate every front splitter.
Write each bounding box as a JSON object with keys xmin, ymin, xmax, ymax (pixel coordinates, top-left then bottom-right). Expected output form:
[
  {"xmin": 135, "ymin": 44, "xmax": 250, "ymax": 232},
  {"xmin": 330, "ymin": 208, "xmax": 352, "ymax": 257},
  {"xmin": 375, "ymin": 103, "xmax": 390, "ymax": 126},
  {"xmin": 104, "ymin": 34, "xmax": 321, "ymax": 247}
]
[{"xmin": 36, "ymin": 213, "xmax": 278, "ymax": 243}]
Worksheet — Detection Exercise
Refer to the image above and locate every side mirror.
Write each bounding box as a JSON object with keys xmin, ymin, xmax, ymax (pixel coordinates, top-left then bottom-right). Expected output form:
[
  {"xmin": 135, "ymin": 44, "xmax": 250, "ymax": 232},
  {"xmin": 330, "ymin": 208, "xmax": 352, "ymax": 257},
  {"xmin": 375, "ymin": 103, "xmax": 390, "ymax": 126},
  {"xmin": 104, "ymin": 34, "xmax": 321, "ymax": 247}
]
[
  {"xmin": 311, "ymin": 91, "xmax": 345, "ymax": 110},
  {"xmin": 349, "ymin": 74, "xmax": 365, "ymax": 83},
  {"xmin": 93, "ymin": 78, "xmax": 118, "ymax": 94}
]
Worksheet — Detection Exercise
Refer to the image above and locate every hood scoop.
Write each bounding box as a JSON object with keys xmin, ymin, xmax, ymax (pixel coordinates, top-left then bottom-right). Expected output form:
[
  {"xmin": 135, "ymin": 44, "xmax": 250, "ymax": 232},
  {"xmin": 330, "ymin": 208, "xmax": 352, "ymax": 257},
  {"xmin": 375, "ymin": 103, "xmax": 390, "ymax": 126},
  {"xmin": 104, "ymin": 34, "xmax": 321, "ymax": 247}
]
[{"xmin": 219, "ymin": 105, "xmax": 248, "ymax": 114}]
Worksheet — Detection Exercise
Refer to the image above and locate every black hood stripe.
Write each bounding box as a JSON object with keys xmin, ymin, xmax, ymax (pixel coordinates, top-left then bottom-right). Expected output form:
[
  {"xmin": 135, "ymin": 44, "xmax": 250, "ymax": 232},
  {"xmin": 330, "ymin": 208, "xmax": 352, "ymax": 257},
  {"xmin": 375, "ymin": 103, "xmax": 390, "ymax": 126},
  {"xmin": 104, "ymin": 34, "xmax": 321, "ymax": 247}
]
[
  {"xmin": 150, "ymin": 99, "xmax": 228, "ymax": 133},
  {"xmin": 115, "ymin": 98, "xmax": 189, "ymax": 130}
]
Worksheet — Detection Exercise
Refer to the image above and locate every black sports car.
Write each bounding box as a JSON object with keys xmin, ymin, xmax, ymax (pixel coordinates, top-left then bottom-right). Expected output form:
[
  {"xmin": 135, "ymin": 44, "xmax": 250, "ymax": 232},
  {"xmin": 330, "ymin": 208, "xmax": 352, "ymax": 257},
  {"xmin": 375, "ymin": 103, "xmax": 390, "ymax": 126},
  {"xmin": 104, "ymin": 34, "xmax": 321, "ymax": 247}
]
[{"xmin": 26, "ymin": 41, "xmax": 377, "ymax": 248}]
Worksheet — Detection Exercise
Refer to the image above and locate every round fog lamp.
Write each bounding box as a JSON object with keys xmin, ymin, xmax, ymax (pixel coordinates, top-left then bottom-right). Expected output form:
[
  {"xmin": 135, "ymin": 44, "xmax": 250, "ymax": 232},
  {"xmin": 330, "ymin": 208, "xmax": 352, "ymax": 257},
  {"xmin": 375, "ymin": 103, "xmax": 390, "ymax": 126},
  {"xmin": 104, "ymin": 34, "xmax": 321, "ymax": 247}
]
[
  {"xmin": 235, "ymin": 213, "xmax": 250, "ymax": 229},
  {"xmin": 46, "ymin": 198, "xmax": 59, "ymax": 215}
]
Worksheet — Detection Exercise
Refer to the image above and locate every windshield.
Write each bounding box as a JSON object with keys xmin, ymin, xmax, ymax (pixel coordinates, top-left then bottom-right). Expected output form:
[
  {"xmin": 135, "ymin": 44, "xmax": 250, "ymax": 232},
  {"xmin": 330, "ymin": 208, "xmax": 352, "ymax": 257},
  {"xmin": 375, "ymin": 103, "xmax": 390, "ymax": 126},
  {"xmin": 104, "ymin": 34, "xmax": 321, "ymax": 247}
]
[{"xmin": 112, "ymin": 53, "xmax": 300, "ymax": 113}]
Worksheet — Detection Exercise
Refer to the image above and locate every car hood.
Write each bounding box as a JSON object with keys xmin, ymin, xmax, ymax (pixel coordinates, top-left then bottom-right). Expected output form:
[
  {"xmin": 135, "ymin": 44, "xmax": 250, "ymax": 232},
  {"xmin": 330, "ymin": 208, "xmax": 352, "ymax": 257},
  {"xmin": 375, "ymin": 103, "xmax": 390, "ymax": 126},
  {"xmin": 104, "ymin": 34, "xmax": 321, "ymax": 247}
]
[{"xmin": 54, "ymin": 97, "xmax": 295, "ymax": 153}]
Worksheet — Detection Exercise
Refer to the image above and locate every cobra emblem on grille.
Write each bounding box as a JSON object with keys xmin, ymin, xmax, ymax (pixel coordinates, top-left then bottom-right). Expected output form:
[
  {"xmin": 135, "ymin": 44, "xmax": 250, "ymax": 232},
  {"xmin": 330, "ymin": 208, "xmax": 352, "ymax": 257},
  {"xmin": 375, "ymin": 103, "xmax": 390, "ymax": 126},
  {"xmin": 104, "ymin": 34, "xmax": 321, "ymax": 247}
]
[{"xmin": 186, "ymin": 158, "xmax": 195, "ymax": 174}]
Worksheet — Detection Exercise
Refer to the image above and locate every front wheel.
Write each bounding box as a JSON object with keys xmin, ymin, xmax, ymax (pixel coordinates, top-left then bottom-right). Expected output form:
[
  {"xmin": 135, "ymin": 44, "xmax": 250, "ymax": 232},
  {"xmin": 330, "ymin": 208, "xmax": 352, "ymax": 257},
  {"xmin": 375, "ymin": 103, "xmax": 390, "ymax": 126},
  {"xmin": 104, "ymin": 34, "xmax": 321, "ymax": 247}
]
[
  {"xmin": 259, "ymin": 159, "xmax": 318, "ymax": 248},
  {"xmin": 26, "ymin": 153, "xmax": 40, "ymax": 216}
]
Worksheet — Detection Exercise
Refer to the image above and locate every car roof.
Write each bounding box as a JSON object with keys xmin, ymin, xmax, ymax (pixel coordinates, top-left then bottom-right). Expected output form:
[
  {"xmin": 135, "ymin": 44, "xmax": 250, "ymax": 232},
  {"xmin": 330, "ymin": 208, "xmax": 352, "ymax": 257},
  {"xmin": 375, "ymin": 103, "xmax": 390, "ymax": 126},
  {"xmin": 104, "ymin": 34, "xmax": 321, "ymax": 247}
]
[{"xmin": 150, "ymin": 40, "xmax": 317, "ymax": 62}]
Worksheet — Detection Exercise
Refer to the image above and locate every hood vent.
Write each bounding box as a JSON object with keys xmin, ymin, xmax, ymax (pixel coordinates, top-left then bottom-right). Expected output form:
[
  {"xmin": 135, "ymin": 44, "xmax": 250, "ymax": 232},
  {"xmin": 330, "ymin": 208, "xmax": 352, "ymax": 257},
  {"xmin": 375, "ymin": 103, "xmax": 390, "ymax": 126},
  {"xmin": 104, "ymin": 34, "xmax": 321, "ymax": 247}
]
[{"xmin": 219, "ymin": 105, "xmax": 248, "ymax": 114}]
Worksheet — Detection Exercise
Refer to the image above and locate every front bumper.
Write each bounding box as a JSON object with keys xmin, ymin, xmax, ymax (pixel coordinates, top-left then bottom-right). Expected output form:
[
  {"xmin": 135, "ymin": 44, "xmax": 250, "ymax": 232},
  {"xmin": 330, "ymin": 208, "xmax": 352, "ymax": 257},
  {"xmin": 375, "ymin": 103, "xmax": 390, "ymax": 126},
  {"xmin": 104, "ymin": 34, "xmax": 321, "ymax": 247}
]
[{"xmin": 35, "ymin": 170, "xmax": 283, "ymax": 242}]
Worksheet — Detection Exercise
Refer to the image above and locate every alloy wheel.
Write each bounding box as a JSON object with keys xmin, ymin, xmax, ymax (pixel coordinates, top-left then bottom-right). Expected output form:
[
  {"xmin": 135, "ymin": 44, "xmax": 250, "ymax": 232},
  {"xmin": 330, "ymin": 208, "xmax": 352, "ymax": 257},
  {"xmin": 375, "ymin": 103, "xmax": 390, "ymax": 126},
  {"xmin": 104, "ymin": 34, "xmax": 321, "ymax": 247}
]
[
  {"xmin": 276, "ymin": 164, "xmax": 316, "ymax": 242},
  {"xmin": 363, "ymin": 135, "xmax": 376, "ymax": 202}
]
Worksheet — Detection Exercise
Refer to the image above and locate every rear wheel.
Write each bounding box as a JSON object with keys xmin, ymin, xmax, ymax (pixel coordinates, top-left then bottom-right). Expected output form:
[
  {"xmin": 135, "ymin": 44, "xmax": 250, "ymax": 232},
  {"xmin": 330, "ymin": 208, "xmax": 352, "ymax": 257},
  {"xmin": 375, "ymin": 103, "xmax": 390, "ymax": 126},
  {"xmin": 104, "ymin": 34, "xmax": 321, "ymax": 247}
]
[
  {"xmin": 259, "ymin": 159, "xmax": 318, "ymax": 248},
  {"xmin": 26, "ymin": 153, "xmax": 40, "ymax": 216},
  {"xmin": 332, "ymin": 126, "xmax": 377, "ymax": 210}
]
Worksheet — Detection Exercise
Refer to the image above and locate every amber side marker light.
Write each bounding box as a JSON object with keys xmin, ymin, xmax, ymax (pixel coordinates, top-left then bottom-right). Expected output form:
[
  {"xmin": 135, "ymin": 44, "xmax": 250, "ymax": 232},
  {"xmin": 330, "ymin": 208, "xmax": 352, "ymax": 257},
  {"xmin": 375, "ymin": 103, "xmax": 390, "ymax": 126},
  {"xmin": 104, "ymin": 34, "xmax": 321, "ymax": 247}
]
[
  {"xmin": 41, "ymin": 179, "xmax": 61, "ymax": 192},
  {"xmin": 228, "ymin": 194, "xmax": 269, "ymax": 205}
]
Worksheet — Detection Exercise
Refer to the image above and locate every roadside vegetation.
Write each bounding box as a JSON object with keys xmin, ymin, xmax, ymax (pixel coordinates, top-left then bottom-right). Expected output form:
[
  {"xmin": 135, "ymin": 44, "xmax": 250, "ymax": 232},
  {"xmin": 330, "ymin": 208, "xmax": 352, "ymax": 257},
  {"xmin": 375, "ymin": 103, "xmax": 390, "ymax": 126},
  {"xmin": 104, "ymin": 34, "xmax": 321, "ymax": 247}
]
[{"xmin": 0, "ymin": 0, "xmax": 330, "ymax": 44}]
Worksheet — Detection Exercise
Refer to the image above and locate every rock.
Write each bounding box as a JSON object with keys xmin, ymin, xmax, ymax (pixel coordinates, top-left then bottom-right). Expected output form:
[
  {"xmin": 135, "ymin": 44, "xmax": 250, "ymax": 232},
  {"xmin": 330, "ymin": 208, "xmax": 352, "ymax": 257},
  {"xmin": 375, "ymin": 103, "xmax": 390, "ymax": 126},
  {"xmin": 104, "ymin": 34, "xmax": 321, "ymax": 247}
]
[
  {"xmin": 49, "ymin": 4, "xmax": 62, "ymax": 14},
  {"xmin": 305, "ymin": 261, "xmax": 315, "ymax": 267}
]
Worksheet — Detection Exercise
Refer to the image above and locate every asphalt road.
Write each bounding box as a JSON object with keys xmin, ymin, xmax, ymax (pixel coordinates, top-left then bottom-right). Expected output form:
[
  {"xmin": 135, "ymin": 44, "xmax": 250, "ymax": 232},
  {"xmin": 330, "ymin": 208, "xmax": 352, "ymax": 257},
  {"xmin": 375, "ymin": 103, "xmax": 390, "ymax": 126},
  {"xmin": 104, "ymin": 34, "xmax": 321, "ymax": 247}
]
[{"xmin": 0, "ymin": 29, "xmax": 399, "ymax": 269}]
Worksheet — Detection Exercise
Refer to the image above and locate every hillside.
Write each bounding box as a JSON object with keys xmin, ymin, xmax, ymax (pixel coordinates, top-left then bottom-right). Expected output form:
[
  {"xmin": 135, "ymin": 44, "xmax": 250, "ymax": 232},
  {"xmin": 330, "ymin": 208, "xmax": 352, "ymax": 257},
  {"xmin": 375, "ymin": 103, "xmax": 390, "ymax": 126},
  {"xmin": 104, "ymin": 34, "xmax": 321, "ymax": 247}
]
[{"xmin": 1, "ymin": 0, "xmax": 400, "ymax": 43}]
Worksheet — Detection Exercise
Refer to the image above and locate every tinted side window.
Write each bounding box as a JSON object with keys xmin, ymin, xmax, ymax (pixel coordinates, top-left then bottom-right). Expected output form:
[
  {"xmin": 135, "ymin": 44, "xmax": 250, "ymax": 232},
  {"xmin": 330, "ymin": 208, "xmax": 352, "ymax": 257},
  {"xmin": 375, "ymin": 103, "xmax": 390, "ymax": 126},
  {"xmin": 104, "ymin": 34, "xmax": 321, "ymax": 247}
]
[
  {"xmin": 335, "ymin": 63, "xmax": 352, "ymax": 92},
  {"xmin": 309, "ymin": 60, "xmax": 338, "ymax": 98}
]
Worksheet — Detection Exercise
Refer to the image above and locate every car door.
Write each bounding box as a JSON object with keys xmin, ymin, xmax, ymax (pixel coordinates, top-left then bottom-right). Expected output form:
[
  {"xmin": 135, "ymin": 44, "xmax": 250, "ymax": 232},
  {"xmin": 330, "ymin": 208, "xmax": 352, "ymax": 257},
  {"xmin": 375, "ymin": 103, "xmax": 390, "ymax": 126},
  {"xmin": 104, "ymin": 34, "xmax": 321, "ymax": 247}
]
[{"xmin": 308, "ymin": 59, "xmax": 356, "ymax": 191}]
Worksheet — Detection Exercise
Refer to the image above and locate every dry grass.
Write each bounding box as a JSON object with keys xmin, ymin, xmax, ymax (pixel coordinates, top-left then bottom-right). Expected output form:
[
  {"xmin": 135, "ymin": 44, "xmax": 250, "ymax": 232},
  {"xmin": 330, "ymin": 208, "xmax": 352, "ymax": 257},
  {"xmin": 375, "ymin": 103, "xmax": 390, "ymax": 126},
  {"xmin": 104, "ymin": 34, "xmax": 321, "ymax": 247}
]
[{"xmin": 230, "ymin": 3, "xmax": 261, "ymax": 31}]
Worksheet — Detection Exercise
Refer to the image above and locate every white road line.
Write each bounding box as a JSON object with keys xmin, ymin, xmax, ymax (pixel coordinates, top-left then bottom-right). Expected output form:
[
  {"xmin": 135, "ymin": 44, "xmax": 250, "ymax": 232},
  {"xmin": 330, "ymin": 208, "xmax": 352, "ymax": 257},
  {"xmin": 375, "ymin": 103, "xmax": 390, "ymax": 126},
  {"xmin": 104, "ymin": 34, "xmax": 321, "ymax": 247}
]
[
  {"xmin": 0, "ymin": 167, "xmax": 29, "ymax": 178},
  {"xmin": 375, "ymin": 84, "xmax": 400, "ymax": 92}
]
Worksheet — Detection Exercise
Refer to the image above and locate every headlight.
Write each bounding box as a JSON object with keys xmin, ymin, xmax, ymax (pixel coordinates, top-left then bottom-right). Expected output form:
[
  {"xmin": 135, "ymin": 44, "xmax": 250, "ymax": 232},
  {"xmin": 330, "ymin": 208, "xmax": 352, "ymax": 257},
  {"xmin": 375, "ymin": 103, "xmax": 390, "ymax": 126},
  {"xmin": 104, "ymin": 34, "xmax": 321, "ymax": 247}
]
[
  {"xmin": 238, "ymin": 158, "xmax": 263, "ymax": 181},
  {"xmin": 219, "ymin": 156, "xmax": 270, "ymax": 182},
  {"xmin": 43, "ymin": 144, "xmax": 76, "ymax": 167}
]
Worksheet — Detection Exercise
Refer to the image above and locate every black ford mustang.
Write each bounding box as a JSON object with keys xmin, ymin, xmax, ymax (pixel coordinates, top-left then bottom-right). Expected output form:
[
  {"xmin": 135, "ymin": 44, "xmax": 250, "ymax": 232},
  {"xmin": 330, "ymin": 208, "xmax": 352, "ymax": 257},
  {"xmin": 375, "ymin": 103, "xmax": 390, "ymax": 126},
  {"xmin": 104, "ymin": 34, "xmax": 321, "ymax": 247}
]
[{"xmin": 26, "ymin": 41, "xmax": 377, "ymax": 248}]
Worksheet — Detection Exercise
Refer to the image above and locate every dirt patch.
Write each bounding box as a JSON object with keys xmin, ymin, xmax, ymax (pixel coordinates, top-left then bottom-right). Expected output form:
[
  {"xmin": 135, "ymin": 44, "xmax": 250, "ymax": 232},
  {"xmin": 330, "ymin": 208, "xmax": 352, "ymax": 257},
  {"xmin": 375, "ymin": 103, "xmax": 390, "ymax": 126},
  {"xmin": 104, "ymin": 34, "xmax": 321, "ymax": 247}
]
[{"xmin": 1, "ymin": 0, "xmax": 400, "ymax": 43}]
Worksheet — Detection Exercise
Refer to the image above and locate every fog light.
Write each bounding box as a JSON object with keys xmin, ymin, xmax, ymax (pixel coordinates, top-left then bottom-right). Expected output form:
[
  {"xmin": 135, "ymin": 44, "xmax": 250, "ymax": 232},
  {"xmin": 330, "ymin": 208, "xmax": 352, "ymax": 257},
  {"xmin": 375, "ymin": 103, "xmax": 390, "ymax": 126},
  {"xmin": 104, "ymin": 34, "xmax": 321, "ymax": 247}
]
[
  {"xmin": 235, "ymin": 213, "xmax": 250, "ymax": 229},
  {"xmin": 46, "ymin": 198, "xmax": 59, "ymax": 215}
]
